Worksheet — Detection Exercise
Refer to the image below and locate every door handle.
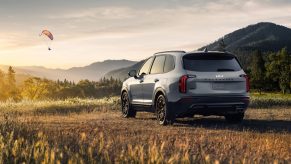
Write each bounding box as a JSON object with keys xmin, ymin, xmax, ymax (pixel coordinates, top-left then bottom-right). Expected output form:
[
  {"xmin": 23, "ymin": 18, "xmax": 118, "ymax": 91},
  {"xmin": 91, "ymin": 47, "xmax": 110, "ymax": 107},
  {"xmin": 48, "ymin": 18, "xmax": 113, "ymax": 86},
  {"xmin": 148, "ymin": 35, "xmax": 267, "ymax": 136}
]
[
  {"xmin": 154, "ymin": 79, "xmax": 159, "ymax": 82},
  {"xmin": 140, "ymin": 80, "xmax": 144, "ymax": 83}
]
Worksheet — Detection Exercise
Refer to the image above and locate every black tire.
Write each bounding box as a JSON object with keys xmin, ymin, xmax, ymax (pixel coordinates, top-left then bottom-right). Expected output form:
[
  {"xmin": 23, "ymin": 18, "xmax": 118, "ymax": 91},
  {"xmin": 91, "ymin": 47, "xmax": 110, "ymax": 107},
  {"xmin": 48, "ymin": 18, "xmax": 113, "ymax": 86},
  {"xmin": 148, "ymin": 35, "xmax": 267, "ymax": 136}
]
[
  {"xmin": 121, "ymin": 92, "xmax": 136, "ymax": 118},
  {"xmin": 155, "ymin": 94, "xmax": 175, "ymax": 125},
  {"xmin": 225, "ymin": 113, "xmax": 244, "ymax": 124}
]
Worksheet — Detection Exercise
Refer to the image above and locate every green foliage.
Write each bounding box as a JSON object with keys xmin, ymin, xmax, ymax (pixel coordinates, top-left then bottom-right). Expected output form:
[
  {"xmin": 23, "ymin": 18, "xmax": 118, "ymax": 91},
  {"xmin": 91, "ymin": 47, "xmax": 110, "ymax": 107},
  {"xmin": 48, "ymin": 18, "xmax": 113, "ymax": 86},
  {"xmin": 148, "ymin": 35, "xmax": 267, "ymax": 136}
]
[
  {"xmin": 21, "ymin": 77, "xmax": 57, "ymax": 100},
  {"xmin": 20, "ymin": 77, "xmax": 122, "ymax": 100},
  {"xmin": 265, "ymin": 47, "xmax": 291, "ymax": 94},
  {"xmin": 236, "ymin": 47, "xmax": 291, "ymax": 94}
]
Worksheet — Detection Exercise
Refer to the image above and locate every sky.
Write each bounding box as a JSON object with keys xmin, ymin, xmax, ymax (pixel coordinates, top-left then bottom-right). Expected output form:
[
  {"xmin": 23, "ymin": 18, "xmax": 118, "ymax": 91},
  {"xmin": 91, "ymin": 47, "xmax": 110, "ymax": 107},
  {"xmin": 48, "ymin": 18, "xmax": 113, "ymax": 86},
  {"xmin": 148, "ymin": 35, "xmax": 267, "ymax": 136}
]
[{"xmin": 0, "ymin": 0, "xmax": 291, "ymax": 68}]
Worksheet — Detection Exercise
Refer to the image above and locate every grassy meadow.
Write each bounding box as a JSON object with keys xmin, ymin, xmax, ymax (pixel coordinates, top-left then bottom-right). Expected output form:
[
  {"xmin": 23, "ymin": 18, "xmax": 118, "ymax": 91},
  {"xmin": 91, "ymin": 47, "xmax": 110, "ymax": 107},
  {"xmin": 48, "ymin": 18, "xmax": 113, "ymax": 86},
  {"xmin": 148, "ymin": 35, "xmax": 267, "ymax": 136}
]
[{"xmin": 0, "ymin": 94, "xmax": 290, "ymax": 163}]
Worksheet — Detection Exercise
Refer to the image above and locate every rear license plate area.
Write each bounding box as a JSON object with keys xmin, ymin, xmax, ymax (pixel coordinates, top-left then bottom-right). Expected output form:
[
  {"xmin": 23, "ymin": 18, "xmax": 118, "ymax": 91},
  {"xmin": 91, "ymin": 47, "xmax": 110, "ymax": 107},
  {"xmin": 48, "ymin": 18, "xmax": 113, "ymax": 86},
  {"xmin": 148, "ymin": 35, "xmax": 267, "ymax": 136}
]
[{"xmin": 212, "ymin": 83, "xmax": 225, "ymax": 90}]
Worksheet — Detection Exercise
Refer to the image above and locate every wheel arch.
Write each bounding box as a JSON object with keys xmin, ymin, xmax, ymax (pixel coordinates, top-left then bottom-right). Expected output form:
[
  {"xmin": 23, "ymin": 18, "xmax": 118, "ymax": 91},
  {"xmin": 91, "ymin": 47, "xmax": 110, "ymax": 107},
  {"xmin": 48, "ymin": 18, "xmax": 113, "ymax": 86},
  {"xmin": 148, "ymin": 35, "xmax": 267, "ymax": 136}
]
[
  {"xmin": 121, "ymin": 87, "xmax": 131, "ymax": 101},
  {"xmin": 153, "ymin": 87, "xmax": 167, "ymax": 105}
]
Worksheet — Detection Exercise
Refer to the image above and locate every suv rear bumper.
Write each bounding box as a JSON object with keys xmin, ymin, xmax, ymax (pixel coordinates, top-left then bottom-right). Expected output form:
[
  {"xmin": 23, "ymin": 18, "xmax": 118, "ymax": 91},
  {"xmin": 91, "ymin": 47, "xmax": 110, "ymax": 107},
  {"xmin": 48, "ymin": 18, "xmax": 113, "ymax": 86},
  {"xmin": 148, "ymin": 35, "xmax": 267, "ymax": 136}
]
[{"xmin": 168, "ymin": 96, "xmax": 250, "ymax": 117}]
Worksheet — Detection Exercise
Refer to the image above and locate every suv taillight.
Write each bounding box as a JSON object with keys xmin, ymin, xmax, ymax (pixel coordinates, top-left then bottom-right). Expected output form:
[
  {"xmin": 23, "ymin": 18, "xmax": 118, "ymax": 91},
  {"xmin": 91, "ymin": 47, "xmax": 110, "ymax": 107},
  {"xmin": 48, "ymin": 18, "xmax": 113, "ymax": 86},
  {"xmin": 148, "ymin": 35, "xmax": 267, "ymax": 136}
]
[
  {"xmin": 179, "ymin": 75, "xmax": 188, "ymax": 93},
  {"xmin": 244, "ymin": 75, "xmax": 250, "ymax": 92}
]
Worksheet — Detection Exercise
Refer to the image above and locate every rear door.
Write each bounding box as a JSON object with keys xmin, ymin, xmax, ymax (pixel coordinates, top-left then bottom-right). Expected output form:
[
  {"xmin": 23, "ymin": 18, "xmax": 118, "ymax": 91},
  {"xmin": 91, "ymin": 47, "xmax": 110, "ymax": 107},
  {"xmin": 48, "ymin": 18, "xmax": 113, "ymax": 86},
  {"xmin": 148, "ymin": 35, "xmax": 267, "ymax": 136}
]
[
  {"xmin": 183, "ymin": 53, "xmax": 246, "ymax": 95},
  {"xmin": 143, "ymin": 55, "xmax": 166, "ymax": 105}
]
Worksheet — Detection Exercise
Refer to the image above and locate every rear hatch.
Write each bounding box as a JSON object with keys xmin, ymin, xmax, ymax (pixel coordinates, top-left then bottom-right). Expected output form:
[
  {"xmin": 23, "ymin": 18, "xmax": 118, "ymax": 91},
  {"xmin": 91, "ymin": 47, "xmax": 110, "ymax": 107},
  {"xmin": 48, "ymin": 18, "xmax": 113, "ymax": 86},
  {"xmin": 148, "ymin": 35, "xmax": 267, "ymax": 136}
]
[{"xmin": 183, "ymin": 53, "xmax": 247, "ymax": 95}]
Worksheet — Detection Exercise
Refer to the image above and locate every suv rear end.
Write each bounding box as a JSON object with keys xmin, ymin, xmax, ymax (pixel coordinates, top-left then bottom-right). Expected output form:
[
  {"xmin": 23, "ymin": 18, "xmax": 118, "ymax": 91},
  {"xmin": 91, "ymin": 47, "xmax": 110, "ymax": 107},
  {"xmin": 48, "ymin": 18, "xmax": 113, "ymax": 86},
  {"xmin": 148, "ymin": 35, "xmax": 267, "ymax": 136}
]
[{"xmin": 168, "ymin": 51, "xmax": 250, "ymax": 123}]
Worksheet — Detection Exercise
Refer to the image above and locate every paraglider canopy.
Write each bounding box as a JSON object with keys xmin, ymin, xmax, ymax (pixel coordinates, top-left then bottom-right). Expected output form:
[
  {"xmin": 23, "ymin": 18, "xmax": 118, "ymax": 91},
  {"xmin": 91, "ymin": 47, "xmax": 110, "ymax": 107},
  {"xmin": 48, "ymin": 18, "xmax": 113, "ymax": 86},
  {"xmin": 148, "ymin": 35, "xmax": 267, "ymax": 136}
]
[
  {"xmin": 40, "ymin": 30, "xmax": 53, "ymax": 40},
  {"xmin": 40, "ymin": 30, "xmax": 53, "ymax": 50}
]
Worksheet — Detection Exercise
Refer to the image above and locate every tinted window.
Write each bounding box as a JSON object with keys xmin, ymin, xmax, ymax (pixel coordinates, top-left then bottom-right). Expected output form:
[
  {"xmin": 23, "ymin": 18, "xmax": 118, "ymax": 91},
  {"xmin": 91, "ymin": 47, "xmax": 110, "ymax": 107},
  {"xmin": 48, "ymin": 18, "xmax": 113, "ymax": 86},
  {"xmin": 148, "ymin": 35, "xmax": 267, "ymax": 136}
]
[
  {"xmin": 150, "ymin": 56, "xmax": 166, "ymax": 74},
  {"xmin": 164, "ymin": 55, "xmax": 175, "ymax": 72},
  {"xmin": 183, "ymin": 53, "xmax": 242, "ymax": 72},
  {"xmin": 138, "ymin": 57, "xmax": 154, "ymax": 75}
]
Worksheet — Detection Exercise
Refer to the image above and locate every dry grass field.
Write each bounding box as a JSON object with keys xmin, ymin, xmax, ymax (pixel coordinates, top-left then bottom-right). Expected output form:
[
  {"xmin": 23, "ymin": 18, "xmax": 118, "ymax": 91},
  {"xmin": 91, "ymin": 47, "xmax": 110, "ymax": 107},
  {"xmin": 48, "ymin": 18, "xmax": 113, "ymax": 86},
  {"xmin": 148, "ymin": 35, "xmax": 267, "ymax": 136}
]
[{"xmin": 0, "ymin": 97, "xmax": 290, "ymax": 163}]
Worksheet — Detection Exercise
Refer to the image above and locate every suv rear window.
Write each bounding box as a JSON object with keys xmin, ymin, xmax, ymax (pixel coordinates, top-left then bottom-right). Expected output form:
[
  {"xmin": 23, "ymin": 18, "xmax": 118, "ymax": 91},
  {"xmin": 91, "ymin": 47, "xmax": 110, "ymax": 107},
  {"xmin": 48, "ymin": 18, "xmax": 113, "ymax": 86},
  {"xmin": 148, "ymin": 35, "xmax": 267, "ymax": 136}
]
[{"xmin": 183, "ymin": 53, "xmax": 242, "ymax": 72}]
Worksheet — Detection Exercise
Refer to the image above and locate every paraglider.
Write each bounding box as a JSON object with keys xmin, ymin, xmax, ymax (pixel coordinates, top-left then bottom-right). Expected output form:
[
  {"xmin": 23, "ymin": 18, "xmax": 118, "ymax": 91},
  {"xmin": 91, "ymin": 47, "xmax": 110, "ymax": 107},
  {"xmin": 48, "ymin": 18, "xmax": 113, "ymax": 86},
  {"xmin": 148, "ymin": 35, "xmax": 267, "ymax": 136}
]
[{"xmin": 39, "ymin": 30, "xmax": 53, "ymax": 51}]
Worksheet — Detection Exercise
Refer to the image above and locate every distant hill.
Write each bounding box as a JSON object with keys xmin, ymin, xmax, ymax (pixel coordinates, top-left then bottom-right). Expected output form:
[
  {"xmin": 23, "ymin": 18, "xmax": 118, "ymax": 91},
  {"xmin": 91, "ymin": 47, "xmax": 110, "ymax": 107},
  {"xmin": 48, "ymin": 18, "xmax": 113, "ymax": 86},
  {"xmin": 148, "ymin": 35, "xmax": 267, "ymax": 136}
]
[
  {"xmin": 199, "ymin": 22, "xmax": 291, "ymax": 52},
  {"xmin": 0, "ymin": 60, "xmax": 137, "ymax": 82},
  {"xmin": 65, "ymin": 60, "xmax": 137, "ymax": 81},
  {"xmin": 104, "ymin": 60, "xmax": 144, "ymax": 80},
  {"xmin": 106, "ymin": 22, "xmax": 291, "ymax": 80}
]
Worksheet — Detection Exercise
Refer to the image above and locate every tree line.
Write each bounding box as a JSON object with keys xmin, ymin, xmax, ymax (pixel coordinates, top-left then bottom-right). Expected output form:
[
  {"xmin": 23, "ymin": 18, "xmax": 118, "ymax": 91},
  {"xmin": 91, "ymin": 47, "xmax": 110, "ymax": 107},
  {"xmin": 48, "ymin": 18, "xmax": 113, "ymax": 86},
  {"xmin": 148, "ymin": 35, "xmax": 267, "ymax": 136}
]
[
  {"xmin": 0, "ymin": 47, "xmax": 289, "ymax": 102},
  {"xmin": 0, "ymin": 67, "xmax": 122, "ymax": 101}
]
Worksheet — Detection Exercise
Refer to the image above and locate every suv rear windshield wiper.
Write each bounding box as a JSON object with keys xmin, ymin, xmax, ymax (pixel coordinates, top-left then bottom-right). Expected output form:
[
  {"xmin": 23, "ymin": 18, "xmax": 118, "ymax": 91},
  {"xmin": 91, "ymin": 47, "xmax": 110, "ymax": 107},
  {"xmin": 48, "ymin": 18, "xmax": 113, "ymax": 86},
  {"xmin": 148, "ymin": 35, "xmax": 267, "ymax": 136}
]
[{"xmin": 217, "ymin": 68, "xmax": 235, "ymax": 72}]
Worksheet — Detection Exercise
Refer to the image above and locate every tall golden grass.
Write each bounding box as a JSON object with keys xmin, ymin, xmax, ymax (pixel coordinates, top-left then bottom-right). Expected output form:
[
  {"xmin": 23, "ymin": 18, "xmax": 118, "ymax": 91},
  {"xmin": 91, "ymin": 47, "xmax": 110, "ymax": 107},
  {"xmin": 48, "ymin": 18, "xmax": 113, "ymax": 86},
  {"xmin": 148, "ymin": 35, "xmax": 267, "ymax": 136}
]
[
  {"xmin": 0, "ymin": 95, "xmax": 290, "ymax": 163},
  {"xmin": 0, "ymin": 115, "xmax": 214, "ymax": 163}
]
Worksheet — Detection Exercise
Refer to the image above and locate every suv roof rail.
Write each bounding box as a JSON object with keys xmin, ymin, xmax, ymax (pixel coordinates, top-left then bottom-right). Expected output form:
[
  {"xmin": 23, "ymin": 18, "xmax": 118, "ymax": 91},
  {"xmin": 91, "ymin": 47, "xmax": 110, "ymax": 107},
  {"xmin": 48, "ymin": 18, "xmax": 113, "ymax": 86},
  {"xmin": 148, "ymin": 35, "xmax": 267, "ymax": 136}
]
[{"xmin": 154, "ymin": 50, "xmax": 186, "ymax": 55}]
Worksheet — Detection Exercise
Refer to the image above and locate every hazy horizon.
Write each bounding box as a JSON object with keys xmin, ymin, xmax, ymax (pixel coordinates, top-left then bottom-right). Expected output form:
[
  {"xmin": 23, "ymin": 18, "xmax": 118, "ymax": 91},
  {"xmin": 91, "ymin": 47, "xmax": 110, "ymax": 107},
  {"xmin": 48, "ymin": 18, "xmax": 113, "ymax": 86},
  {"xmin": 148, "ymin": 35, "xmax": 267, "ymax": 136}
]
[{"xmin": 1, "ymin": 0, "xmax": 291, "ymax": 69}]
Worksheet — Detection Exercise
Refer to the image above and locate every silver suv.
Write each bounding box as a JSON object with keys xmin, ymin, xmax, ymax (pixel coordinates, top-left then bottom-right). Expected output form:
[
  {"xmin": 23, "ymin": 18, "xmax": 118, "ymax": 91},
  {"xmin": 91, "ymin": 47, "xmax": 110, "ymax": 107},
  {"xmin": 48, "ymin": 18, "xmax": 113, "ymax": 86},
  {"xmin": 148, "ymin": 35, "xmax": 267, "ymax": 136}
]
[{"xmin": 121, "ymin": 50, "xmax": 250, "ymax": 125}]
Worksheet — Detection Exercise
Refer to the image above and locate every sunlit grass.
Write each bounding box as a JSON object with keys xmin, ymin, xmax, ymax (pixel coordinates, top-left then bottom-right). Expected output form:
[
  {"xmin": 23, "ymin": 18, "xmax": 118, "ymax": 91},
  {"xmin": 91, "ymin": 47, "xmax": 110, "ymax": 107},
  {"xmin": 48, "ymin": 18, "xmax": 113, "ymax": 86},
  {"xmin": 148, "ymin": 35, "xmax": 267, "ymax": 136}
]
[
  {"xmin": 0, "ymin": 93, "xmax": 290, "ymax": 114},
  {"xmin": 251, "ymin": 92, "xmax": 291, "ymax": 98},
  {"xmin": 0, "ymin": 97, "xmax": 120, "ymax": 115}
]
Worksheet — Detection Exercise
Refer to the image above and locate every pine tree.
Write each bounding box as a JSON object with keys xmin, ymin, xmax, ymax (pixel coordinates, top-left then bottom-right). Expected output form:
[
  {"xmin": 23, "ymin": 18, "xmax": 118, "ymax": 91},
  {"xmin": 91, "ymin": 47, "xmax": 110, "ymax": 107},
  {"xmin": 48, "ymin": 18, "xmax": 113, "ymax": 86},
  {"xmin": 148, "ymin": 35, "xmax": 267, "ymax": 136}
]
[
  {"xmin": 278, "ymin": 48, "xmax": 290, "ymax": 94},
  {"xmin": 7, "ymin": 66, "xmax": 17, "ymax": 99},
  {"xmin": 218, "ymin": 37, "xmax": 227, "ymax": 52},
  {"xmin": 7, "ymin": 66, "xmax": 16, "ymax": 86},
  {"xmin": 250, "ymin": 50, "xmax": 265, "ymax": 94}
]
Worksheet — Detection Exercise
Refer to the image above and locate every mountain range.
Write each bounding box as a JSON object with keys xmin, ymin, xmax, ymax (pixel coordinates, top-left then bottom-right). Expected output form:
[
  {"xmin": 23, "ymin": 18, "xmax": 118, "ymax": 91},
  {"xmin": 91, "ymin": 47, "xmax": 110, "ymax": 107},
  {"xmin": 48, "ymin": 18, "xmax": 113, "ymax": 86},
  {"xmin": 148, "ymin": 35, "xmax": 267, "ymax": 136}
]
[
  {"xmin": 199, "ymin": 22, "xmax": 291, "ymax": 52},
  {"xmin": 2, "ymin": 22, "xmax": 290, "ymax": 82},
  {"xmin": 0, "ymin": 60, "xmax": 136, "ymax": 82}
]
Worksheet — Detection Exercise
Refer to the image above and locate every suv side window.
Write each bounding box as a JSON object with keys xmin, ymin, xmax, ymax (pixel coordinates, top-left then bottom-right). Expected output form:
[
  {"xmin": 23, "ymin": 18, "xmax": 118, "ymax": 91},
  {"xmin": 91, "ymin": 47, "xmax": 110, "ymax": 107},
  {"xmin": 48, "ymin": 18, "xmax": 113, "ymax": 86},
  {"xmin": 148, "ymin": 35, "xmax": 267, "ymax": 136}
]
[
  {"xmin": 138, "ymin": 57, "xmax": 154, "ymax": 76},
  {"xmin": 163, "ymin": 55, "xmax": 175, "ymax": 73},
  {"xmin": 150, "ymin": 55, "xmax": 166, "ymax": 74}
]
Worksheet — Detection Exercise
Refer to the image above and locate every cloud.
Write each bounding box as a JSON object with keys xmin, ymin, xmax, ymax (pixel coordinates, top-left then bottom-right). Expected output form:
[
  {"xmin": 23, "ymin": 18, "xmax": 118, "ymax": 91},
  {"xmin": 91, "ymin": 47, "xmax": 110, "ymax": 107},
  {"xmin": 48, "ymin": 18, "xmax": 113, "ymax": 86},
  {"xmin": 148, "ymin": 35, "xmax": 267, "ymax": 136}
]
[
  {"xmin": 2, "ymin": 0, "xmax": 291, "ymax": 50},
  {"xmin": 48, "ymin": 7, "xmax": 134, "ymax": 20}
]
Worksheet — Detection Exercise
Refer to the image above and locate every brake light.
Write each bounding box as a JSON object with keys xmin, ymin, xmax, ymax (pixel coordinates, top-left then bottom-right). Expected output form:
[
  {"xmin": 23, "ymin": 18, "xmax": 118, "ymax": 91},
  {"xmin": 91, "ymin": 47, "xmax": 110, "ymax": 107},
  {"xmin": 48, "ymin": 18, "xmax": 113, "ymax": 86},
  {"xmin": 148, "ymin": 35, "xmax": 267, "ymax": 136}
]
[
  {"xmin": 244, "ymin": 75, "xmax": 250, "ymax": 92},
  {"xmin": 179, "ymin": 75, "xmax": 188, "ymax": 93}
]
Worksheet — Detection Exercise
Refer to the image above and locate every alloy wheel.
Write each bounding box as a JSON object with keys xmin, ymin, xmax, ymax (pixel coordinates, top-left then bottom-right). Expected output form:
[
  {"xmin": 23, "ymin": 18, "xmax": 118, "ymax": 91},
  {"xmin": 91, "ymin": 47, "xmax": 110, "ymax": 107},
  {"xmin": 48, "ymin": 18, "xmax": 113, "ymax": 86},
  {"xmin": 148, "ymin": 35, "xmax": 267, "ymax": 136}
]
[
  {"xmin": 156, "ymin": 96, "xmax": 166, "ymax": 124},
  {"xmin": 121, "ymin": 92, "xmax": 129, "ymax": 117}
]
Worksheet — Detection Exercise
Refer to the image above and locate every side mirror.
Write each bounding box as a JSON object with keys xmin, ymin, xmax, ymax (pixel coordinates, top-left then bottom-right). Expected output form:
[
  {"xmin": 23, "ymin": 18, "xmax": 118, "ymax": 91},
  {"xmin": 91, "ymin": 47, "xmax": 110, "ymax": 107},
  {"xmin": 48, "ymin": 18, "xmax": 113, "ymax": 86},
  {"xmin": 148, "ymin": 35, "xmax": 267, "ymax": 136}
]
[
  {"xmin": 139, "ymin": 72, "xmax": 146, "ymax": 78},
  {"xmin": 128, "ymin": 70, "xmax": 137, "ymax": 77}
]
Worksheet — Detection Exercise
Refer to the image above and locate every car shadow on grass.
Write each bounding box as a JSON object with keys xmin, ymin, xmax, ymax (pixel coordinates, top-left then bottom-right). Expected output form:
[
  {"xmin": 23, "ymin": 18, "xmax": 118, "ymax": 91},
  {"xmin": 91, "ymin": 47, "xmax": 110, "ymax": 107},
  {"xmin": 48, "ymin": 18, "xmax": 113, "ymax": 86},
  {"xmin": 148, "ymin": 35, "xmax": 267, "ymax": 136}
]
[{"xmin": 174, "ymin": 117, "xmax": 291, "ymax": 133}]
